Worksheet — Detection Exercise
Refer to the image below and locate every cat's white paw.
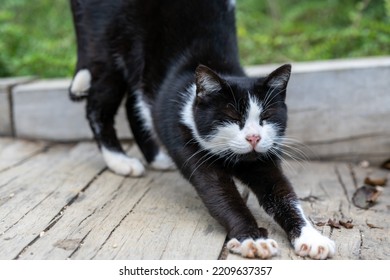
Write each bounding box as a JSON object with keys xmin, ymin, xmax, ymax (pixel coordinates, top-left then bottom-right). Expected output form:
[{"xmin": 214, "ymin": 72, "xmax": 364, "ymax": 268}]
[
  {"xmin": 227, "ymin": 237, "xmax": 278, "ymax": 259},
  {"xmin": 70, "ymin": 69, "xmax": 91, "ymax": 98},
  {"xmin": 292, "ymin": 225, "xmax": 335, "ymax": 260},
  {"xmin": 150, "ymin": 151, "xmax": 176, "ymax": 171},
  {"xmin": 102, "ymin": 147, "xmax": 145, "ymax": 177}
]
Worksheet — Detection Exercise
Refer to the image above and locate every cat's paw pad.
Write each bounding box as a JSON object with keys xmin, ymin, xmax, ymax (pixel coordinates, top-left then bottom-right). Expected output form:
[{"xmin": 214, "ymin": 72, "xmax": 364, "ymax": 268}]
[
  {"xmin": 102, "ymin": 147, "xmax": 145, "ymax": 177},
  {"xmin": 227, "ymin": 238, "xmax": 278, "ymax": 259},
  {"xmin": 70, "ymin": 69, "xmax": 91, "ymax": 100},
  {"xmin": 150, "ymin": 151, "xmax": 176, "ymax": 171},
  {"xmin": 293, "ymin": 226, "xmax": 335, "ymax": 260}
]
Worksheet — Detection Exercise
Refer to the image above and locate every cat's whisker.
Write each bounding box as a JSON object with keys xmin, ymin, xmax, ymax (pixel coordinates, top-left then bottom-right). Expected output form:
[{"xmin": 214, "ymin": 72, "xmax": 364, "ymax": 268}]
[
  {"xmin": 276, "ymin": 142, "xmax": 310, "ymax": 162},
  {"xmin": 268, "ymin": 148, "xmax": 297, "ymax": 175},
  {"xmin": 262, "ymin": 83, "xmax": 282, "ymax": 109},
  {"xmin": 277, "ymin": 136, "xmax": 317, "ymax": 161},
  {"xmin": 263, "ymin": 89, "xmax": 285, "ymax": 111}
]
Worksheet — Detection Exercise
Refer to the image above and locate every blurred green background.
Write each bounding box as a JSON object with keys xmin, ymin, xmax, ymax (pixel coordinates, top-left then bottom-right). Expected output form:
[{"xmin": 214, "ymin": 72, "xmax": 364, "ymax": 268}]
[{"xmin": 1, "ymin": 0, "xmax": 389, "ymax": 78}]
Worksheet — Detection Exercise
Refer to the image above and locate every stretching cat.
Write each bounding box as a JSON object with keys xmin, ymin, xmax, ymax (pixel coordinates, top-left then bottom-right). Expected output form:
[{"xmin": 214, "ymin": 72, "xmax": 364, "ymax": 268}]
[{"xmin": 69, "ymin": 0, "xmax": 335, "ymax": 259}]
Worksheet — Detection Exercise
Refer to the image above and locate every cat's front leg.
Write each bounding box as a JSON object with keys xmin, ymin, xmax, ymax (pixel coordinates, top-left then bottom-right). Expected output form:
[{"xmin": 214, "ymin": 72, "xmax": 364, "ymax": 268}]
[
  {"xmin": 236, "ymin": 164, "xmax": 335, "ymax": 259},
  {"xmin": 187, "ymin": 164, "xmax": 278, "ymax": 259},
  {"xmin": 291, "ymin": 217, "xmax": 336, "ymax": 259},
  {"xmin": 226, "ymin": 237, "xmax": 279, "ymax": 259}
]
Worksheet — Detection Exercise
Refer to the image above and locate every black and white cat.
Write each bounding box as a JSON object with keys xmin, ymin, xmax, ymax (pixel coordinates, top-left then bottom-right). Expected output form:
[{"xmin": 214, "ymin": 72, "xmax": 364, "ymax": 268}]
[{"xmin": 69, "ymin": 0, "xmax": 335, "ymax": 259}]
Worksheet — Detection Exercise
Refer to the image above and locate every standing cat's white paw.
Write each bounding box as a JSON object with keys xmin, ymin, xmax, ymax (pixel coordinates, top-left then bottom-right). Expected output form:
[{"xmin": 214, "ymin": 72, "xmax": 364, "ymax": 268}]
[
  {"xmin": 227, "ymin": 238, "xmax": 278, "ymax": 259},
  {"xmin": 102, "ymin": 147, "xmax": 145, "ymax": 177},
  {"xmin": 70, "ymin": 69, "xmax": 91, "ymax": 98},
  {"xmin": 292, "ymin": 225, "xmax": 335, "ymax": 260},
  {"xmin": 150, "ymin": 150, "xmax": 176, "ymax": 171}
]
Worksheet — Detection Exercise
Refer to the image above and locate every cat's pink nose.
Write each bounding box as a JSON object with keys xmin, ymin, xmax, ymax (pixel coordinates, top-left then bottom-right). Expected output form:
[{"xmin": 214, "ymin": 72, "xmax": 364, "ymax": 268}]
[{"xmin": 246, "ymin": 134, "xmax": 261, "ymax": 148}]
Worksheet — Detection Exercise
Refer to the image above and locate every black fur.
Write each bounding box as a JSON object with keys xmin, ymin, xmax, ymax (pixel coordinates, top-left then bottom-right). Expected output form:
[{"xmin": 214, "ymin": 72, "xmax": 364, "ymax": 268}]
[{"xmin": 70, "ymin": 0, "xmax": 310, "ymax": 254}]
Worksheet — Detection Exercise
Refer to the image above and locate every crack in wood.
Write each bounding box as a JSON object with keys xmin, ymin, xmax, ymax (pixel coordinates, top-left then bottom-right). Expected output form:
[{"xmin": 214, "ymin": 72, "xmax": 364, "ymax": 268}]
[
  {"xmin": 76, "ymin": 177, "xmax": 127, "ymax": 228},
  {"xmin": 334, "ymin": 166, "xmax": 350, "ymax": 204},
  {"xmin": 0, "ymin": 176, "xmax": 18, "ymax": 191},
  {"xmin": 91, "ymin": 187, "xmax": 151, "ymax": 259},
  {"xmin": 0, "ymin": 144, "xmax": 53, "ymax": 174},
  {"xmin": 2, "ymin": 190, "xmax": 54, "ymax": 234},
  {"xmin": 159, "ymin": 226, "xmax": 176, "ymax": 260},
  {"xmin": 77, "ymin": 208, "xmax": 98, "ymax": 228},
  {"xmin": 12, "ymin": 167, "xmax": 107, "ymax": 259},
  {"xmin": 348, "ymin": 164, "xmax": 359, "ymax": 189},
  {"xmin": 68, "ymin": 229, "xmax": 92, "ymax": 259},
  {"xmin": 358, "ymin": 229, "xmax": 364, "ymax": 260}
]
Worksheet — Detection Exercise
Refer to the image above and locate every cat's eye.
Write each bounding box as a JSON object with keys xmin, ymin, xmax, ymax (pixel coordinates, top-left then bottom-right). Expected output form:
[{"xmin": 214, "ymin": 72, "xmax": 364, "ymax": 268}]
[
  {"xmin": 224, "ymin": 104, "xmax": 242, "ymax": 123},
  {"xmin": 261, "ymin": 109, "xmax": 274, "ymax": 124},
  {"xmin": 261, "ymin": 110, "xmax": 272, "ymax": 120}
]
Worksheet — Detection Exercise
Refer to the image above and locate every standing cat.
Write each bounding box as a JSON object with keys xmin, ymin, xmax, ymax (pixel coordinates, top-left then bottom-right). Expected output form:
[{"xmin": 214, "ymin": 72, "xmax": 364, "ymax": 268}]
[{"xmin": 69, "ymin": 0, "xmax": 335, "ymax": 259}]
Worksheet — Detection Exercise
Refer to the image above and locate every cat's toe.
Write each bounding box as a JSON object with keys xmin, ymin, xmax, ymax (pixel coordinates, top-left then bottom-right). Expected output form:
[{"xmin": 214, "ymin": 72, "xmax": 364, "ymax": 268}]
[
  {"xmin": 293, "ymin": 225, "xmax": 335, "ymax": 260},
  {"xmin": 255, "ymin": 238, "xmax": 279, "ymax": 259},
  {"xmin": 227, "ymin": 238, "xmax": 278, "ymax": 259},
  {"xmin": 102, "ymin": 147, "xmax": 145, "ymax": 177}
]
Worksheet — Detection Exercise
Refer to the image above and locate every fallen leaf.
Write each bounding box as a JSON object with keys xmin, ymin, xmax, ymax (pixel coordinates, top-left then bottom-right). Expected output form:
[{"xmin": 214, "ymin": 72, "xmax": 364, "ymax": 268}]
[
  {"xmin": 364, "ymin": 176, "xmax": 387, "ymax": 187},
  {"xmin": 381, "ymin": 159, "xmax": 390, "ymax": 170},
  {"xmin": 327, "ymin": 219, "xmax": 341, "ymax": 229},
  {"xmin": 300, "ymin": 195, "xmax": 320, "ymax": 202},
  {"xmin": 339, "ymin": 219, "xmax": 354, "ymax": 229},
  {"xmin": 53, "ymin": 239, "xmax": 81, "ymax": 251},
  {"xmin": 366, "ymin": 221, "xmax": 384, "ymax": 229},
  {"xmin": 352, "ymin": 185, "xmax": 383, "ymax": 209},
  {"xmin": 315, "ymin": 221, "xmax": 326, "ymax": 227}
]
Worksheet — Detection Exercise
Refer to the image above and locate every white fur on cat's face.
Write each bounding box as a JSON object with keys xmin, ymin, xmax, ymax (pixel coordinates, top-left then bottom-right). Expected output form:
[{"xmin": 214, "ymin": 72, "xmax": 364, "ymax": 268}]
[{"xmin": 181, "ymin": 86, "xmax": 279, "ymax": 157}]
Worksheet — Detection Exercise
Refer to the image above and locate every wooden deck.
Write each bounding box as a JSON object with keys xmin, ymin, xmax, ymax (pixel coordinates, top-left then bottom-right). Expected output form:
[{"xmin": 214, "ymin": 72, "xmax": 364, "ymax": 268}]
[{"xmin": 0, "ymin": 137, "xmax": 389, "ymax": 260}]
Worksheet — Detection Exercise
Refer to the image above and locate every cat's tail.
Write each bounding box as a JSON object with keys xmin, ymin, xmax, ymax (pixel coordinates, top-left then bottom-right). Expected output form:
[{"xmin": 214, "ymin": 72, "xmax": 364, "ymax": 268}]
[
  {"xmin": 69, "ymin": 69, "xmax": 91, "ymax": 101},
  {"xmin": 69, "ymin": 0, "xmax": 90, "ymax": 102}
]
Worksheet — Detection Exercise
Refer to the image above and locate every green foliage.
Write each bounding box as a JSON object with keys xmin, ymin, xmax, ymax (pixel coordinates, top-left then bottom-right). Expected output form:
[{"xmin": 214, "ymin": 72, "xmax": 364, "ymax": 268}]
[
  {"xmin": 0, "ymin": 0, "xmax": 75, "ymax": 78},
  {"xmin": 0, "ymin": 0, "xmax": 389, "ymax": 77},
  {"xmin": 236, "ymin": 0, "xmax": 390, "ymax": 65}
]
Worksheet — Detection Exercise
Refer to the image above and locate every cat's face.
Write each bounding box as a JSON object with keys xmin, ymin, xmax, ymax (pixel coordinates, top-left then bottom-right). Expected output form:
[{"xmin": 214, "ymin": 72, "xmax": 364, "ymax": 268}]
[{"xmin": 190, "ymin": 64, "xmax": 291, "ymax": 161}]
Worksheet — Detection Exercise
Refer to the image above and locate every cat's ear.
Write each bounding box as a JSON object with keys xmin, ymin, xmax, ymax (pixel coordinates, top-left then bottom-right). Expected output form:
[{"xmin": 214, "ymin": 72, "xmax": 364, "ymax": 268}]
[
  {"xmin": 263, "ymin": 64, "xmax": 292, "ymax": 89},
  {"xmin": 195, "ymin": 65, "xmax": 224, "ymax": 98}
]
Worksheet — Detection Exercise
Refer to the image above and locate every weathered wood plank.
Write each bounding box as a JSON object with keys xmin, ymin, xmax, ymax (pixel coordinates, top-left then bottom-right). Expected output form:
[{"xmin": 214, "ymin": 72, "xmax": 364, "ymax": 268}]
[
  {"xmin": 336, "ymin": 164, "xmax": 390, "ymax": 259},
  {"xmin": 18, "ymin": 169, "xmax": 145, "ymax": 259},
  {"xmin": 0, "ymin": 138, "xmax": 48, "ymax": 172},
  {"xmin": 89, "ymin": 171, "xmax": 226, "ymax": 260},
  {"xmin": 8, "ymin": 143, "xmax": 225, "ymax": 260},
  {"xmin": 0, "ymin": 142, "xmax": 106, "ymax": 259}
]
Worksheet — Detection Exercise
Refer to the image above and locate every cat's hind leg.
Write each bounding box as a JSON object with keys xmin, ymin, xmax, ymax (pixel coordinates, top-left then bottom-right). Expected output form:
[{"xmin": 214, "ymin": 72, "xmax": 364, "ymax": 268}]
[
  {"xmin": 125, "ymin": 90, "xmax": 176, "ymax": 171},
  {"xmin": 87, "ymin": 68, "xmax": 145, "ymax": 177}
]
